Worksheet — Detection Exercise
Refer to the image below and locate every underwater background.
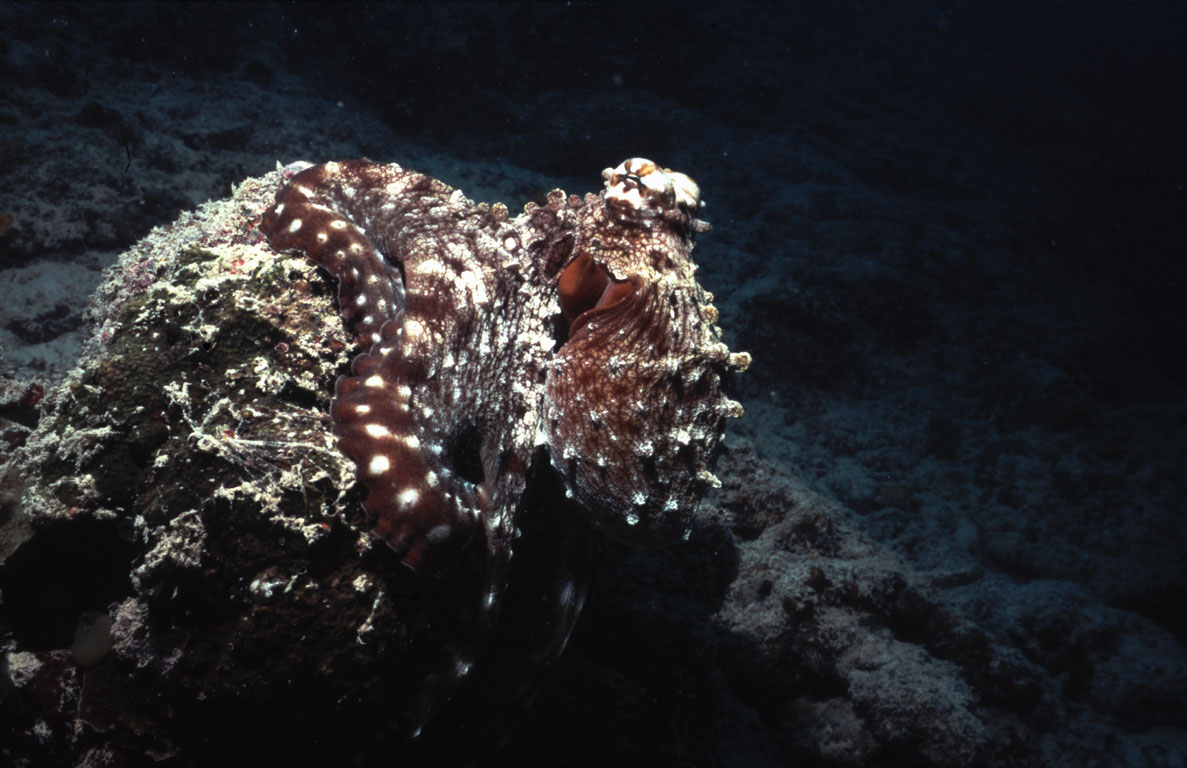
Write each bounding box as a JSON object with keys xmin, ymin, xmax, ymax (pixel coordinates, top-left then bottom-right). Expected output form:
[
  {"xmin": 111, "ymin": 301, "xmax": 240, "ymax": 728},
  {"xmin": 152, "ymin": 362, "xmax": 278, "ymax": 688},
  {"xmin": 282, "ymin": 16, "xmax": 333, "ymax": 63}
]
[{"xmin": 0, "ymin": 2, "xmax": 1184, "ymax": 766}]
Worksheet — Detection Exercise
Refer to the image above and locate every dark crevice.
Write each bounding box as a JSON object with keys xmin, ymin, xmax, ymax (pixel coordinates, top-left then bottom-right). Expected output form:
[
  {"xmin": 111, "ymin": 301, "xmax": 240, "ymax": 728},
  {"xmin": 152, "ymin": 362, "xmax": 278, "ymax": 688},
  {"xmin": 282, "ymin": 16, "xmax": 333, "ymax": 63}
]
[
  {"xmin": 277, "ymin": 379, "xmax": 320, "ymax": 410},
  {"xmin": 0, "ymin": 517, "xmax": 138, "ymax": 650},
  {"xmin": 447, "ymin": 423, "xmax": 485, "ymax": 486}
]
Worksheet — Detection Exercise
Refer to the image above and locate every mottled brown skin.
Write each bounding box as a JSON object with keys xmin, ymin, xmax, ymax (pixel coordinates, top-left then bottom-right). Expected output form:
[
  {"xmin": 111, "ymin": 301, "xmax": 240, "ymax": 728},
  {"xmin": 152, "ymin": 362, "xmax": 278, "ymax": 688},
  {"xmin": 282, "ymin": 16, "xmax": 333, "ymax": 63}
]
[
  {"xmin": 260, "ymin": 157, "xmax": 747, "ymax": 723},
  {"xmin": 544, "ymin": 163, "xmax": 749, "ymax": 546}
]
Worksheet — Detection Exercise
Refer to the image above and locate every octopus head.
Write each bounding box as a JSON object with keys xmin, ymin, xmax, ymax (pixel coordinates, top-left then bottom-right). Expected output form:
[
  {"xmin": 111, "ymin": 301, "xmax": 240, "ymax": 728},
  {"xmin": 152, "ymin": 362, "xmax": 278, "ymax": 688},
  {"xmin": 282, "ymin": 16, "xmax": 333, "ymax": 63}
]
[{"xmin": 603, "ymin": 158, "xmax": 706, "ymax": 230}]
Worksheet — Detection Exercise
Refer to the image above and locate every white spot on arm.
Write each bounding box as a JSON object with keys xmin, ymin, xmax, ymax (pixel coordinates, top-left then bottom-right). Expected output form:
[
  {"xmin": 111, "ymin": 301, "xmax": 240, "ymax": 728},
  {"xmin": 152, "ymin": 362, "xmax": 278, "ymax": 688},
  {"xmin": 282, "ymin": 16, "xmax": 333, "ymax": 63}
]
[
  {"xmin": 425, "ymin": 524, "xmax": 452, "ymax": 544},
  {"xmin": 404, "ymin": 318, "xmax": 426, "ymax": 340}
]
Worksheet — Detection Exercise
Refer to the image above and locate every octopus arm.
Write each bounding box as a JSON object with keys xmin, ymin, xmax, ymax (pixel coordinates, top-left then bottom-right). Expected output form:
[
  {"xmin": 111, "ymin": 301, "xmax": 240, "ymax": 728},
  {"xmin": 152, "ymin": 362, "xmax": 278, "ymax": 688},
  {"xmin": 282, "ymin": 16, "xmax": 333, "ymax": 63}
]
[
  {"xmin": 261, "ymin": 161, "xmax": 487, "ymax": 569},
  {"xmin": 260, "ymin": 161, "xmax": 412, "ymax": 349}
]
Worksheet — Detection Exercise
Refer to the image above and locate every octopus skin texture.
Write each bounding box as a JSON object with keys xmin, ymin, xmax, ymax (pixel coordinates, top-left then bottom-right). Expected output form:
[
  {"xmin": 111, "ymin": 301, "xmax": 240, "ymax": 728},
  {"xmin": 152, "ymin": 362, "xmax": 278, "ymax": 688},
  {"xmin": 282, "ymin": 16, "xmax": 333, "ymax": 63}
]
[{"xmin": 259, "ymin": 156, "xmax": 749, "ymax": 715}]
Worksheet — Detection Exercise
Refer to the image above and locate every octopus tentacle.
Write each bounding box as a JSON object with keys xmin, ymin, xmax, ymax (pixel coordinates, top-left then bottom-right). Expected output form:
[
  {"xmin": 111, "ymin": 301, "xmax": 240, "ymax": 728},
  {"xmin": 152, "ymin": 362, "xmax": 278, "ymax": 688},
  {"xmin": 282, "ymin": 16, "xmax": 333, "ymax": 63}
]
[{"xmin": 260, "ymin": 160, "xmax": 493, "ymax": 568}]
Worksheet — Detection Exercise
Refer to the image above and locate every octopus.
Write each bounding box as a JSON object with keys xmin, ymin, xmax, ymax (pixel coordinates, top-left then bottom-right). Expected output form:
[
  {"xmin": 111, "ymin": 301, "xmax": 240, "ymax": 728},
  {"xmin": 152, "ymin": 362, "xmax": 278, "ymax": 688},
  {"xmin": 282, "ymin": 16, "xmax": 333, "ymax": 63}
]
[{"xmin": 260, "ymin": 157, "xmax": 749, "ymax": 725}]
